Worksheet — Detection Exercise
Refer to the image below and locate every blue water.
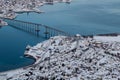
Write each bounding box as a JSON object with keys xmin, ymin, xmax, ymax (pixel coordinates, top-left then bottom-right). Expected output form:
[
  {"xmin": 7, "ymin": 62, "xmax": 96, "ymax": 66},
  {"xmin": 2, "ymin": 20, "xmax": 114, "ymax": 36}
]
[
  {"xmin": 0, "ymin": 0, "xmax": 120, "ymax": 72},
  {"xmin": 16, "ymin": 0, "xmax": 120, "ymax": 35},
  {"xmin": 0, "ymin": 26, "xmax": 45, "ymax": 72}
]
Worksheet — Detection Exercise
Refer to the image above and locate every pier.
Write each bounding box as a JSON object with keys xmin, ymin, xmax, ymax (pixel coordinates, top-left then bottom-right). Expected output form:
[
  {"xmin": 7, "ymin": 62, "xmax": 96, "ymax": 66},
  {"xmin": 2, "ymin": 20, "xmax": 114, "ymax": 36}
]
[{"xmin": 3, "ymin": 18, "xmax": 70, "ymax": 38}]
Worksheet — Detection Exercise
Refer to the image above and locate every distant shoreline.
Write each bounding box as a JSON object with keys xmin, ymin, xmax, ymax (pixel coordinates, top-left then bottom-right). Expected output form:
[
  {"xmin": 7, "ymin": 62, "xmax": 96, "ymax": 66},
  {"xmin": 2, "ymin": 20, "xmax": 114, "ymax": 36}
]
[
  {"xmin": 0, "ymin": 0, "xmax": 71, "ymax": 20},
  {"xmin": 82, "ymin": 33, "xmax": 120, "ymax": 38}
]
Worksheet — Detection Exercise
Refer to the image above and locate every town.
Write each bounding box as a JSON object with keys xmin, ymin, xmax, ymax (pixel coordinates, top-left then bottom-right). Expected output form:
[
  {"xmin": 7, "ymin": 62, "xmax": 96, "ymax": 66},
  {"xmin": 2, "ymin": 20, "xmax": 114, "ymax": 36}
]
[
  {"xmin": 0, "ymin": 34, "xmax": 120, "ymax": 80},
  {"xmin": 0, "ymin": 0, "xmax": 71, "ymax": 26}
]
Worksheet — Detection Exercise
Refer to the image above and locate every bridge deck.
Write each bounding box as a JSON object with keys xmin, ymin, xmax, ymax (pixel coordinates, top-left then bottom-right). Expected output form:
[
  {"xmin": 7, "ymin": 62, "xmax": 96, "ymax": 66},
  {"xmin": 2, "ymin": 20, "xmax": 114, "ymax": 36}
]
[{"xmin": 3, "ymin": 18, "xmax": 71, "ymax": 38}]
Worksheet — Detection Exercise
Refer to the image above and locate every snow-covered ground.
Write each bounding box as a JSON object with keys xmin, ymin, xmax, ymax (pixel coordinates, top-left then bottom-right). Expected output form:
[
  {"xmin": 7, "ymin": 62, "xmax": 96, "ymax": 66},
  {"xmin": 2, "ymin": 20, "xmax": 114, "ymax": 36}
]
[
  {"xmin": 94, "ymin": 36, "xmax": 120, "ymax": 42},
  {"xmin": 0, "ymin": 0, "xmax": 71, "ymax": 19},
  {"xmin": 0, "ymin": 35, "xmax": 120, "ymax": 80}
]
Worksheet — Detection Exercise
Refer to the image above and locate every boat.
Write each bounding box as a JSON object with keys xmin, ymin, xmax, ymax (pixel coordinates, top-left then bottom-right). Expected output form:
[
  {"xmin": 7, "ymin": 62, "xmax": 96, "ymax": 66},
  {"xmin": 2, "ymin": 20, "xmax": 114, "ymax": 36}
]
[
  {"xmin": 4, "ymin": 13, "xmax": 17, "ymax": 19},
  {"xmin": 66, "ymin": 0, "xmax": 71, "ymax": 4},
  {"xmin": 26, "ymin": 45, "xmax": 31, "ymax": 51},
  {"xmin": 0, "ymin": 19, "xmax": 8, "ymax": 27}
]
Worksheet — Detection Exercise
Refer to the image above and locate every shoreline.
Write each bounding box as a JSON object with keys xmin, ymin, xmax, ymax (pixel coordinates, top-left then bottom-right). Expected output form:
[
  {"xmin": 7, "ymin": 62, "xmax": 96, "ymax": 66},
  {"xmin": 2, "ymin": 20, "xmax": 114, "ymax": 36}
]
[
  {"xmin": 0, "ymin": 0, "xmax": 71, "ymax": 20},
  {"xmin": 0, "ymin": 33, "xmax": 120, "ymax": 73},
  {"xmin": 0, "ymin": 52, "xmax": 39, "ymax": 80},
  {"xmin": 82, "ymin": 33, "xmax": 120, "ymax": 38},
  {"xmin": 0, "ymin": 53, "xmax": 37, "ymax": 73},
  {"xmin": 0, "ymin": 0, "xmax": 72, "ymax": 74},
  {"xmin": 0, "ymin": 34, "xmax": 120, "ymax": 79}
]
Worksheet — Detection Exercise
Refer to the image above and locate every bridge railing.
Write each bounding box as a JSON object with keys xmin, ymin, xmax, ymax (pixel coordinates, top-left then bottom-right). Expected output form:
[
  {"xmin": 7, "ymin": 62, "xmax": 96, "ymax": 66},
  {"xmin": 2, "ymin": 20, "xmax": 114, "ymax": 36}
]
[{"xmin": 3, "ymin": 18, "xmax": 71, "ymax": 38}]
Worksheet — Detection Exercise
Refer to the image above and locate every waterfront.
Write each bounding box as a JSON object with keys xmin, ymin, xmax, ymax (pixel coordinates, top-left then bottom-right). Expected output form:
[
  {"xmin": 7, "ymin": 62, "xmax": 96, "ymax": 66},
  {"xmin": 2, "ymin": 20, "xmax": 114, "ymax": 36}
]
[
  {"xmin": 0, "ymin": 26, "xmax": 45, "ymax": 72},
  {"xmin": 0, "ymin": 0, "xmax": 120, "ymax": 72}
]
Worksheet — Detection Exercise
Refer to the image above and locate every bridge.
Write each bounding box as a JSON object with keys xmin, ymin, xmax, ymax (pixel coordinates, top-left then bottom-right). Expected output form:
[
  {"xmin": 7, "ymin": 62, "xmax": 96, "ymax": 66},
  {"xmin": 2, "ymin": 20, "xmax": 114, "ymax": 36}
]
[{"xmin": 3, "ymin": 18, "xmax": 71, "ymax": 38}]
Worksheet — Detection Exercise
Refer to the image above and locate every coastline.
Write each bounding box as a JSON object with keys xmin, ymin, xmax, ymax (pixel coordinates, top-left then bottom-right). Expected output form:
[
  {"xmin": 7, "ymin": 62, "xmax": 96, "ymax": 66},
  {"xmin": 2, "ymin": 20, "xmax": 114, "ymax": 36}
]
[
  {"xmin": 0, "ymin": 0, "xmax": 72, "ymax": 74},
  {"xmin": 0, "ymin": 33, "xmax": 119, "ymax": 72},
  {"xmin": 82, "ymin": 33, "xmax": 120, "ymax": 38},
  {"xmin": 0, "ymin": 0, "xmax": 71, "ymax": 20},
  {"xmin": 0, "ymin": 34, "xmax": 120, "ymax": 80},
  {"xmin": 0, "ymin": 33, "xmax": 119, "ymax": 73},
  {"xmin": 0, "ymin": 52, "xmax": 38, "ymax": 80},
  {"xmin": 0, "ymin": 53, "xmax": 37, "ymax": 73}
]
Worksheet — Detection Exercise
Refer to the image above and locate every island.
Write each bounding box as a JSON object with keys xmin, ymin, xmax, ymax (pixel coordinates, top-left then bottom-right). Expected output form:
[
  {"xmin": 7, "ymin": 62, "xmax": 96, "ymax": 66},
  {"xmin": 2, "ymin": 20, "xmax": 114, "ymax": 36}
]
[{"xmin": 0, "ymin": 0, "xmax": 71, "ymax": 19}]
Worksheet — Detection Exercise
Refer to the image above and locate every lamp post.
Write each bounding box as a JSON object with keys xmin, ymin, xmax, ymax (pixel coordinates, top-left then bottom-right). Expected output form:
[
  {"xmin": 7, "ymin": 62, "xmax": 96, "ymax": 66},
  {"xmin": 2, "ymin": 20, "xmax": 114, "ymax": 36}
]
[{"xmin": 75, "ymin": 34, "xmax": 81, "ymax": 50}]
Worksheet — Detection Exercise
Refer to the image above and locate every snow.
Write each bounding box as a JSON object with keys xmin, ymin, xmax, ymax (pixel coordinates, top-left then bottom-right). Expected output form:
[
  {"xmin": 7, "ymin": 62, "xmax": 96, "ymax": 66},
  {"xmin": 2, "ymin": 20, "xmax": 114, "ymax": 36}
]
[
  {"xmin": 94, "ymin": 36, "xmax": 120, "ymax": 42},
  {"xmin": 0, "ymin": 35, "xmax": 120, "ymax": 80},
  {"xmin": 0, "ymin": 0, "xmax": 71, "ymax": 19}
]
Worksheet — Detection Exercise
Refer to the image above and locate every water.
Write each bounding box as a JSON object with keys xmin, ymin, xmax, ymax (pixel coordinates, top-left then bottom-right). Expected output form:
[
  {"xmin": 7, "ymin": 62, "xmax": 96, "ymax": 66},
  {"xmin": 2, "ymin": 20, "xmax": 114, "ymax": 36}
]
[
  {"xmin": 0, "ymin": 26, "xmax": 45, "ymax": 72},
  {"xmin": 0, "ymin": 0, "xmax": 120, "ymax": 72},
  {"xmin": 16, "ymin": 0, "xmax": 120, "ymax": 35}
]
